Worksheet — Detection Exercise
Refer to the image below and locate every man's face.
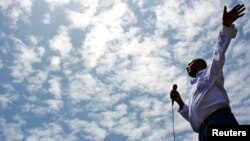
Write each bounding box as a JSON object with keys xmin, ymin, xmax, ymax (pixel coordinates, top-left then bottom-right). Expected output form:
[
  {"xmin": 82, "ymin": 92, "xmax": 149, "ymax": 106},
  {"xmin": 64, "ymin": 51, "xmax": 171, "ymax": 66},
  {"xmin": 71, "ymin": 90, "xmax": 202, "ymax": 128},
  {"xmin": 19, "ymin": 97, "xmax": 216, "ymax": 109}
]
[{"xmin": 186, "ymin": 59, "xmax": 200, "ymax": 78}]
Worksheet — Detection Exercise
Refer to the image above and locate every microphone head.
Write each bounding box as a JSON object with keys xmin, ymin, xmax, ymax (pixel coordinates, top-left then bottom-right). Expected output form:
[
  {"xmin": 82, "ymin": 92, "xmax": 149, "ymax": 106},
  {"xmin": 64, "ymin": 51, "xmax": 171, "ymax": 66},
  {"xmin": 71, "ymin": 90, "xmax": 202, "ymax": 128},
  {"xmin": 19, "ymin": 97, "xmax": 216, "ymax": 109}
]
[
  {"xmin": 172, "ymin": 84, "xmax": 177, "ymax": 105},
  {"xmin": 173, "ymin": 84, "xmax": 177, "ymax": 90}
]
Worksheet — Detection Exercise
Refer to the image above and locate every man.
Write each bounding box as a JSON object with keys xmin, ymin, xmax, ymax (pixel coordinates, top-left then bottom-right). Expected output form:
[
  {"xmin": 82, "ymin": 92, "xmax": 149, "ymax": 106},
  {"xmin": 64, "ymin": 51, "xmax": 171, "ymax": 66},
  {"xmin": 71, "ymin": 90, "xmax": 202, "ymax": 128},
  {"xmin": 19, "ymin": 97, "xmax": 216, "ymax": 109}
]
[{"xmin": 170, "ymin": 4, "xmax": 245, "ymax": 141}]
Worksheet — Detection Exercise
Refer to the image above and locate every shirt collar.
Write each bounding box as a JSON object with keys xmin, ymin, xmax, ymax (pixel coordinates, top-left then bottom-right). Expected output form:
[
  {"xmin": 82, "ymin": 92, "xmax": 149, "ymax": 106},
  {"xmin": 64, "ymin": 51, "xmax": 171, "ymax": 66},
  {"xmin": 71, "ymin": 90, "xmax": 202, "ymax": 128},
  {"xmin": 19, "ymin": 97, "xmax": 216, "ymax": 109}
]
[{"xmin": 190, "ymin": 69, "xmax": 205, "ymax": 85}]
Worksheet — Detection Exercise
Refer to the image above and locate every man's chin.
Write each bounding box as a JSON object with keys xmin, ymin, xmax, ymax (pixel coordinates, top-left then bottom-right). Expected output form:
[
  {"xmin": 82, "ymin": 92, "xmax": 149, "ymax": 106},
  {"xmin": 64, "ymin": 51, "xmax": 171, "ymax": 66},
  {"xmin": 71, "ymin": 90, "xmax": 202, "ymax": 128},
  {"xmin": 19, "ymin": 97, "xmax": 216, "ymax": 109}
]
[{"xmin": 188, "ymin": 72, "xmax": 196, "ymax": 78}]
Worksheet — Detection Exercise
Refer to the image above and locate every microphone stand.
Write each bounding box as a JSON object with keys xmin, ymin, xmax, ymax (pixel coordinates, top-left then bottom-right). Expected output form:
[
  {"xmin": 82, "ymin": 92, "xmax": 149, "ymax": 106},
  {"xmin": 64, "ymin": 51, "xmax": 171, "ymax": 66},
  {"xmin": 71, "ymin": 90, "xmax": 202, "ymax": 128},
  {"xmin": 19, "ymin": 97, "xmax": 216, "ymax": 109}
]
[
  {"xmin": 172, "ymin": 100, "xmax": 176, "ymax": 141},
  {"xmin": 172, "ymin": 84, "xmax": 177, "ymax": 141}
]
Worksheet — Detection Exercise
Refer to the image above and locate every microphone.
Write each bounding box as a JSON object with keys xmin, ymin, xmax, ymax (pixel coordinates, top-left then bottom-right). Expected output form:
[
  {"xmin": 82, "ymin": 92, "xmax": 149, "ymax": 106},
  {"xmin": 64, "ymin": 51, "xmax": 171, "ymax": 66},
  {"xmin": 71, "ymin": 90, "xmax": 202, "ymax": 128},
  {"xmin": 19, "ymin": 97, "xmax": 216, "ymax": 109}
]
[{"xmin": 172, "ymin": 84, "xmax": 177, "ymax": 105}]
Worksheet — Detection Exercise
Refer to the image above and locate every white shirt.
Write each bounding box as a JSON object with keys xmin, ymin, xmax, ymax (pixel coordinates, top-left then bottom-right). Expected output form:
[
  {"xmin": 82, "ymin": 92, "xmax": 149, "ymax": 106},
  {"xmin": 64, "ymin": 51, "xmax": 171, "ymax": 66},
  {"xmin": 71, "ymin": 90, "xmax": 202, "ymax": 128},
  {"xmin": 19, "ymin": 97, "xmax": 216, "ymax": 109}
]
[{"xmin": 179, "ymin": 25, "xmax": 237, "ymax": 132}]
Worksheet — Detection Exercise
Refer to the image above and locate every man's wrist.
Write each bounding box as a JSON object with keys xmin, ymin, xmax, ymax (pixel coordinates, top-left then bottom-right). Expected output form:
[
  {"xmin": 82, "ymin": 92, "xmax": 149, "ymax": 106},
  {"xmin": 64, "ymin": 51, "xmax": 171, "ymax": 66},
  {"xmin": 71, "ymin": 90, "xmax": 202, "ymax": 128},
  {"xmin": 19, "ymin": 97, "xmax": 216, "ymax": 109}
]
[
  {"xmin": 223, "ymin": 21, "xmax": 232, "ymax": 27},
  {"xmin": 222, "ymin": 23, "xmax": 237, "ymax": 38},
  {"xmin": 178, "ymin": 101, "xmax": 184, "ymax": 110}
]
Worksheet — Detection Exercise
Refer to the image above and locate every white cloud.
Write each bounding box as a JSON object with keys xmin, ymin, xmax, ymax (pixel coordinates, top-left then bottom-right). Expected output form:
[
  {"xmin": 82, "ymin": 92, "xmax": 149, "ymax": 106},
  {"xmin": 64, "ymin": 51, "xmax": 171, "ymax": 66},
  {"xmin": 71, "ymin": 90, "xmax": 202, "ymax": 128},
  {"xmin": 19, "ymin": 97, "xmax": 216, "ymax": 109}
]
[
  {"xmin": 49, "ymin": 26, "xmax": 73, "ymax": 57},
  {"xmin": 67, "ymin": 119, "xmax": 107, "ymax": 141},
  {"xmin": 45, "ymin": 99, "xmax": 63, "ymax": 111},
  {"xmin": 147, "ymin": 128, "xmax": 167, "ymax": 141},
  {"xmin": 0, "ymin": 117, "xmax": 24, "ymax": 141},
  {"xmin": 66, "ymin": 7, "xmax": 95, "ymax": 29},
  {"xmin": 108, "ymin": 36, "xmax": 180, "ymax": 93},
  {"xmin": 18, "ymin": 0, "xmax": 32, "ymax": 13},
  {"xmin": 80, "ymin": 1, "xmax": 134, "ymax": 69},
  {"xmin": 45, "ymin": 0, "xmax": 71, "ymax": 10},
  {"xmin": 129, "ymin": 123, "xmax": 151, "ymax": 140},
  {"xmin": 0, "ymin": 93, "xmax": 18, "ymax": 110},
  {"xmin": 154, "ymin": 0, "xmax": 183, "ymax": 31},
  {"xmin": 0, "ymin": 1, "xmax": 12, "ymax": 9},
  {"xmin": 22, "ymin": 99, "xmax": 63, "ymax": 117},
  {"xmin": 3, "ymin": 84, "xmax": 15, "ymax": 91},
  {"xmin": 15, "ymin": 42, "xmax": 36, "ymax": 62},
  {"xmin": 81, "ymin": 14, "xmax": 181, "ymax": 94},
  {"xmin": 50, "ymin": 56, "xmax": 61, "ymax": 71},
  {"xmin": 130, "ymin": 96, "xmax": 151, "ymax": 110},
  {"xmin": 67, "ymin": 10, "xmax": 90, "ymax": 29},
  {"xmin": 10, "ymin": 37, "xmax": 42, "ymax": 83},
  {"xmin": 26, "ymin": 70, "xmax": 48, "ymax": 93},
  {"xmin": 0, "ymin": 0, "xmax": 33, "ymax": 26},
  {"xmin": 99, "ymin": 102, "xmax": 152, "ymax": 140},
  {"xmin": 81, "ymin": 23, "xmax": 123, "ymax": 68},
  {"xmin": 226, "ymin": 66, "xmax": 250, "ymax": 102},
  {"xmin": 37, "ymin": 47, "xmax": 46, "ymax": 58},
  {"xmin": 235, "ymin": 104, "xmax": 250, "ymax": 124},
  {"xmin": 26, "ymin": 123, "xmax": 76, "ymax": 141},
  {"xmin": 27, "ymin": 35, "xmax": 37, "ymax": 45},
  {"xmin": 183, "ymin": 1, "xmax": 220, "ymax": 26},
  {"xmin": 111, "ymin": 115, "xmax": 137, "ymax": 139},
  {"xmin": 48, "ymin": 77, "xmax": 62, "ymax": 99},
  {"xmin": 99, "ymin": 104, "xmax": 128, "ymax": 126},
  {"xmin": 99, "ymin": 2, "xmax": 128, "ymax": 27},
  {"xmin": 21, "ymin": 103, "xmax": 50, "ymax": 117},
  {"xmin": 231, "ymin": 41, "xmax": 249, "ymax": 59},
  {"xmin": 7, "ymin": 8, "xmax": 22, "ymax": 26},
  {"xmin": 154, "ymin": 0, "xmax": 223, "ymax": 63},
  {"xmin": 98, "ymin": 101, "xmax": 165, "ymax": 140},
  {"xmin": 155, "ymin": 1, "xmax": 221, "ymax": 30},
  {"xmin": 243, "ymin": 19, "xmax": 250, "ymax": 35},
  {"xmin": 130, "ymin": 96, "xmax": 166, "ymax": 118},
  {"xmin": 67, "ymin": 73, "xmax": 111, "ymax": 103},
  {"xmin": 42, "ymin": 13, "xmax": 51, "ymax": 24}
]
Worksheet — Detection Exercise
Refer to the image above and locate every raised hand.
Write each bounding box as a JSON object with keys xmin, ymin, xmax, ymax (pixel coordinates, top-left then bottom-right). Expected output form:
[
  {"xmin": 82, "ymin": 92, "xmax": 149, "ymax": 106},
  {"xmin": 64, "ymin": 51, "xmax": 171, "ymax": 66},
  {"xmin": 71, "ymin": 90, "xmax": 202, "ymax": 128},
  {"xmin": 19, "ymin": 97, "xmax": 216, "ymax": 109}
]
[{"xmin": 223, "ymin": 4, "xmax": 245, "ymax": 26}]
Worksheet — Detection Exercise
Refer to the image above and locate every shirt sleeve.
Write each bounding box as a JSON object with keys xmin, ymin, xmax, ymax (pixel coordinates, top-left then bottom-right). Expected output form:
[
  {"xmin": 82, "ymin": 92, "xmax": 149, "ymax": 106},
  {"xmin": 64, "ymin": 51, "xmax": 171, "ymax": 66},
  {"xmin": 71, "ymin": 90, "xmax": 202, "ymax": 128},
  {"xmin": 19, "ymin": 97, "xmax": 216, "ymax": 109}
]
[
  {"xmin": 208, "ymin": 24, "xmax": 237, "ymax": 76},
  {"xmin": 178, "ymin": 103, "xmax": 190, "ymax": 122}
]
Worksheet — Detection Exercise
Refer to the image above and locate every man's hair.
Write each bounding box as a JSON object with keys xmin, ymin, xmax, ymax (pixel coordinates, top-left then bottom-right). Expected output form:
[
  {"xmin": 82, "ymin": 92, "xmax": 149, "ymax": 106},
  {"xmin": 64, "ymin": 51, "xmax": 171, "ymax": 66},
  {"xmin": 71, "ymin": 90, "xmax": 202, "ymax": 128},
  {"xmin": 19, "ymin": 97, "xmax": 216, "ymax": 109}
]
[{"xmin": 195, "ymin": 58, "xmax": 207, "ymax": 69}]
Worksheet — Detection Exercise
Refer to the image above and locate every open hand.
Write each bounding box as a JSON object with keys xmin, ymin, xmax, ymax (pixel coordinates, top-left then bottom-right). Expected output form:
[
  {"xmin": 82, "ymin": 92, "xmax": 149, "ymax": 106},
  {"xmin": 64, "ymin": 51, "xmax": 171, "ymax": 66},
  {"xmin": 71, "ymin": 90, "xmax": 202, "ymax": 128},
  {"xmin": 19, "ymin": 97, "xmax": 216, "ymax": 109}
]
[{"xmin": 223, "ymin": 4, "xmax": 245, "ymax": 26}]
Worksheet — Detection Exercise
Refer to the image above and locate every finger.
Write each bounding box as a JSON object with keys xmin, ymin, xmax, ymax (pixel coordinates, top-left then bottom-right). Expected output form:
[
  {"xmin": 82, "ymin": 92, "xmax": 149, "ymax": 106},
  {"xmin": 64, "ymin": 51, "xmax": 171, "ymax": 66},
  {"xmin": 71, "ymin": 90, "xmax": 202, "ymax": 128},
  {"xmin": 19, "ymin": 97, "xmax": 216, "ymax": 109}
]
[
  {"xmin": 237, "ymin": 13, "xmax": 245, "ymax": 18},
  {"xmin": 234, "ymin": 4, "xmax": 240, "ymax": 10},
  {"xmin": 237, "ymin": 7, "xmax": 245, "ymax": 15},
  {"xmin": 236, "ymin": 4, "xmax": 244, "ymax": 11},
  {"xmin": 224, "ymin": 6, "xmax": 227, "ymax": 14}
]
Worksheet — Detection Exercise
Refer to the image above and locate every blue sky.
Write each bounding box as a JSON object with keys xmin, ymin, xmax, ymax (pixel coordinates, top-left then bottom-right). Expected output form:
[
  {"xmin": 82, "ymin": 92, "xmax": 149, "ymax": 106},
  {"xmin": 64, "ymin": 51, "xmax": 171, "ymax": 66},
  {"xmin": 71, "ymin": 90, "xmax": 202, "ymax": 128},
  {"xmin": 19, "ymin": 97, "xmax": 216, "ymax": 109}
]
[{"xmin": 0, "ymin": 0, "xmax": 249, "ymax": 141}]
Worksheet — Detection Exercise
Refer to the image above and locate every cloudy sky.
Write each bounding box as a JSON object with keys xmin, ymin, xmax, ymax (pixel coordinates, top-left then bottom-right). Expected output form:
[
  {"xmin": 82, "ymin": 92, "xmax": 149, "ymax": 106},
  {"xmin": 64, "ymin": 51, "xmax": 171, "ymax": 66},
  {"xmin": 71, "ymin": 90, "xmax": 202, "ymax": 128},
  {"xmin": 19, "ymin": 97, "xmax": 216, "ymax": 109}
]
[{"xmin": 0, "ymin": 0, "xmax": 249, "ymax": 141}]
